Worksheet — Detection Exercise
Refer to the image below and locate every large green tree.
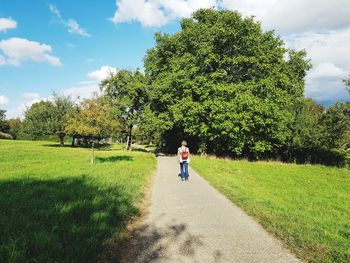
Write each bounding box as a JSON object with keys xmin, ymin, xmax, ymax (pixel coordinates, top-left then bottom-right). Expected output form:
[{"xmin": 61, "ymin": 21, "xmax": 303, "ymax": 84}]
[
  {"xmin": 144, "ymin": 9, "xmax": 311, "ymax": 157},
  {"xmin": 100, "ymin": 69, "xmax": 148, "ymax": 150},
  {"xmin": 20, "ymin": 94, "xmax": 75, "ymax": 144},
  {"xmin": 51, "ymin": 93, "xmax": 76, "ymax": 145},
  {"xmin": 21, "ymin": 101, "xmax": 56, "ymax": 140}
]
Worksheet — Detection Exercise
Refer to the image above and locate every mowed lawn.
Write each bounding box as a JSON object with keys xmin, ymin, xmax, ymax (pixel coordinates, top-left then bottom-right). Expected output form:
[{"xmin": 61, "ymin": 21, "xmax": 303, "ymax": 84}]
[
  {"xmin": 0, "ymin": 140, "xmax": 156, "ymax": 263},
  {"xmin": 191, "ymin": 156, "xmax": 350, "ymax": 263}
]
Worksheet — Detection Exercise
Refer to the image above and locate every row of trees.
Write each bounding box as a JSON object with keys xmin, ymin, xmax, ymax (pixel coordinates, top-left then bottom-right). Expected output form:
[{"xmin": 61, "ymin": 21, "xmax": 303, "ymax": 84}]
[{"xmin": 1, "ymin": 9, "xmax": 349, "ymax": 166}]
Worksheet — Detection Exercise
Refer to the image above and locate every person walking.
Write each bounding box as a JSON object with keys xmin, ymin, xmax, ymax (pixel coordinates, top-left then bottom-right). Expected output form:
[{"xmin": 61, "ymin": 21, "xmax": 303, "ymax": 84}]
[{"xmin": 178, "ymin": 140, "xmax": 190, "ymax": 181}]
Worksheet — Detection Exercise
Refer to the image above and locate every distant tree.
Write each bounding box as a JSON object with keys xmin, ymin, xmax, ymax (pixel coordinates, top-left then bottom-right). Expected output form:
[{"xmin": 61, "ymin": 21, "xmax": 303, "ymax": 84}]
[
  {"xmin": 51, "ymin": 93, "xmax": 75, "ymax": 146},
  {"xmin": 100, "ymin": 69, "xmax": 148, "ymax": 150},
  {"xmin": 65, "ymin": 96, "xmax": 119, "ymax": 163},
  {"xmin": 7, "ymin": 118, "xmax": 22, "ymax": 139},
  {"xmin": 144, "ymin": 9, "xmax": 311, "ymax": 157},
  {"xmin": 323, "ymin": 102, "xmax": 350, "ymax": 150},
  {"xmin": 0, "ymin": 109, "xmax": 10, "ymax": 133},
  {"xmin": 290, "ymin": 99, "xmax": 328, "ymax": 163},
  {"xmin": 21, "ymin": 101, "xmax": 56, "ymax": 140},
  {"xmin": 343, "ymin": 76, "xmax": 350, "ymax": 94},
  {"xmin": 20, "ymin": 94, "xmax": 75, "ymax": 145}
]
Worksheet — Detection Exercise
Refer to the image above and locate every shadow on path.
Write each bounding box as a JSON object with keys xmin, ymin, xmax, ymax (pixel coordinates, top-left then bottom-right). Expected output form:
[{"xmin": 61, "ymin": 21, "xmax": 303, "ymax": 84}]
[{"xmin": 100, "ymin": 215, "xmax": 223, "ymax": 263}]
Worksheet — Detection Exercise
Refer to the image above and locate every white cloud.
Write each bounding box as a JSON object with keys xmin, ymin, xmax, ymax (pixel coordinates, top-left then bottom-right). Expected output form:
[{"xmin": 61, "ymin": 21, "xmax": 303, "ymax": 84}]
[
  {"xmin": 62, "ymin": 65, "xmax": 117, "ymax": 99},
  {"xmin": 112, "ymin": 0, "xmax": 216, "ymax": 27},
  {"xmin": 65, "ymin": 19, "xmax": 91, "ymax": 37},
  {"xmin": 0, "ymin": 95, "xmax": 9, "ymax": 105},
  {"xmin": 284, "ymin": 27, "xmax": 350, "ymax": 102},
  {"xmin": 308, "ymin": 63, "xmax": 348, "ymax": 80},
  {"xmin": 0, "ymin": 37, "xmax": 62, "ymax": 66},
  {"xmin": 62, "ymin": 83, "xmax": 101, "ymax": 99},
  {"xmin": 49, "ymin": 4, "xmax": 61, "ymax": 18},
  {"xmin": 112, "ymin": 0, "xmax": 350, "ymax": 31},
  {"xmin": 0, "ymin": 17, "xmax": 17, "ymax": 32},
  {"xmin": 220, "ymin": 0, "xmax": 350, "ymax": 34},
  {"xmin": 22, "ymin": 92, "xmax": 41, "ymax": 100},
  {"xmin": 49, "ymin": 4, "xmax": 91, "ymax": 37},
  {"xmin": 87, "ymin": 65, "xmax": 117, "ymax": 81},
  {"xmin": 5, "ymin": 92, "xmax": 42, "ymax": 119}
]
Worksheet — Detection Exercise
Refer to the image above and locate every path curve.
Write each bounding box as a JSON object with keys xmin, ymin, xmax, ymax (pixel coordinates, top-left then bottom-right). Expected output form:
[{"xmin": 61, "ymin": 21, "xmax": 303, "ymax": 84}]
[{"xmin": 128, "ymin": 156, "xmax": 300, "ymax": 263}]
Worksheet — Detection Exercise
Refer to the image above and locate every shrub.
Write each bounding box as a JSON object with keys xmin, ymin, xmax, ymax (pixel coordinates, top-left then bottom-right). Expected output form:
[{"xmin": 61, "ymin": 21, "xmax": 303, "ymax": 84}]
[{"xmin": 0, "ymin": 132, "xmax": 13, "ymax": 140}]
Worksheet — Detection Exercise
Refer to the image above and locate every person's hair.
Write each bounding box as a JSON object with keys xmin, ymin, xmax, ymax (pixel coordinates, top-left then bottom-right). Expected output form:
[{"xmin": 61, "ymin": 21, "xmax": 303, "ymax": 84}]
[{"xmin": 181, "ymin": 140, "xmax": 187, "ymax": 146}]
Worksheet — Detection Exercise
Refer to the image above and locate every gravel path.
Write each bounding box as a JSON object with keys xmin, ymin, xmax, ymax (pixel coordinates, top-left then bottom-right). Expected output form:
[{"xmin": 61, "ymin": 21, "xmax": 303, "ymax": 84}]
[{"xmin": 128, "ymin": 156, "xmax": 300, "ymax": 263}]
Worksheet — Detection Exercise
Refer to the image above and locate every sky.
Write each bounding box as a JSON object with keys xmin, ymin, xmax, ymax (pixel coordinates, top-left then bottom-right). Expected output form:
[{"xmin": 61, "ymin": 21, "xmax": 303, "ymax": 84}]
[{"xmin": 0, "ymin": 0, "xmax": 349, "ymax": 118}]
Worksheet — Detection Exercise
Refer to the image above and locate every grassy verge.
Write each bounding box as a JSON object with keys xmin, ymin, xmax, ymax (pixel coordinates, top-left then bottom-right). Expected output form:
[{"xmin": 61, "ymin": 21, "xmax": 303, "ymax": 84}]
[
  {"xmin": 0, "ymin": 140, "xmax": 156, "ymax": 263},
  {"xmin": 191, "ymin": 156, "xmax": 350, "ymax": 263}
]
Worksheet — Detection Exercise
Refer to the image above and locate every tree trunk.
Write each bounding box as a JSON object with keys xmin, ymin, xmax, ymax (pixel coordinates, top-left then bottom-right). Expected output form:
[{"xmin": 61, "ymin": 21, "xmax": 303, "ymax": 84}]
[
  {"xmin": 71, "ymin": 135, "xmax": 75, "ymax": 147},
  {"xmin": 59, "ymin": 135, "xmax": 65, "ymax": 146},
  {"xmin": 126, "ymin": 124, "xmax": 133, "ymax": 151},
  {"xmin": 91, "ymin": 141, "xmax": 95, "ymax": 164}
]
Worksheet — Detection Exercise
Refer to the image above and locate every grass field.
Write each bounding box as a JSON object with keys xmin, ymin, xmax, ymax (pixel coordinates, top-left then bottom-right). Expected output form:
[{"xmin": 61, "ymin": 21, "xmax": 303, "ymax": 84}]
[
  {"xmin": 191, "ymin": 156, "xmax": 350, "ymax": 263},
  {"xmin": 0, "ymin": 140, "xmax": 156, "ymax": 263}
]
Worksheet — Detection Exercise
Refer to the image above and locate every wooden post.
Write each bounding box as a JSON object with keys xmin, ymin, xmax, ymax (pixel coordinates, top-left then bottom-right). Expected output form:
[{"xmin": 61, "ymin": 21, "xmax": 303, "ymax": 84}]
[
  {"xmin": 91, "ymin": 141, "xmax": 95, "ymax": 164},
  {"xmin": 125, "ymin": 136, "xmax": 129, "ymax": 151}
]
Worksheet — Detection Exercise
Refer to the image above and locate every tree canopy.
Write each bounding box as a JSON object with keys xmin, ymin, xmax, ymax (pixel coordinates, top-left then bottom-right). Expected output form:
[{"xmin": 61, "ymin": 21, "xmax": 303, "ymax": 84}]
[
  {"xmin": 20, "ymin": 94, "xmax": 75, "ymax": 145},
  {"xmin": 144, "ymin": 9, "xmax": 311, "ymax": 158},
  {"xmin": 100, "ymin": 69, "xmax": 148, "ymax": 150},
  {"xmin": 65, "ymin": 96, "xmax": 118, "ymax": 142}
]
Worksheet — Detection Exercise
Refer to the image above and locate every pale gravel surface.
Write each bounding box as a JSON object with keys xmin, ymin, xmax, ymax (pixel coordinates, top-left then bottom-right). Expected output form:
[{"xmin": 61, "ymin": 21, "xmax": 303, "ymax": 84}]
[{"xmin": 128, "ymin": 156, "xmax": 300, "ymax": 263}]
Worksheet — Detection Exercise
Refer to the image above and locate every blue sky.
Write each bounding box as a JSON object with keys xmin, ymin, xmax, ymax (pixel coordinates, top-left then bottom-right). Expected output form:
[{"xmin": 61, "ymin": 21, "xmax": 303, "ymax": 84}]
[{"xmin": 0, "ymin": 0, "xmax": 349, "ymax": 118}]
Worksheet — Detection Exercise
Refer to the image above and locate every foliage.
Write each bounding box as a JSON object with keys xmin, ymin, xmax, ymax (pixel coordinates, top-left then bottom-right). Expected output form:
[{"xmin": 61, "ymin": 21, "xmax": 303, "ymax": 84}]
[
  {"xmin": 20, "ymin": 101, "xmax": 57, "ymax": 140},
  {"xmin": 100, "ymin": 69, "xmax": 148, "ymax": 150},
  {"xmin": 323, "ymin": 101, "xmax": 350, "ymax": 150},
  {"xmin": 144, "ymin": 9, "xmax": 311, "ymax": 158},
  {"xmin": 20, "ymin": 94, "xmax": 75, "ymax": 145},
  {"xmin": 7, "ymin": 118, "xmax": 22, "ymax": 139},
  {"xmin": 0, "ymin": 131, "xmax": 12, "ymax": 140},
  {"xmin": 191, "ymin": 156, "xmax": 350, "ymax": 263},
  {"xmin": 0, "ymin": 140, "xmax": 156, "ymax": 263},
  {"xmin": 65, "ymin": 96, "xmax": 119, "ymax": 143},
  {"xmin": 0, "ymin": 109, "xmax": 10, "ymax": 133},
  {"xmin": 51, "ymin": 93, "xmax": 76, "ymax": 145}
]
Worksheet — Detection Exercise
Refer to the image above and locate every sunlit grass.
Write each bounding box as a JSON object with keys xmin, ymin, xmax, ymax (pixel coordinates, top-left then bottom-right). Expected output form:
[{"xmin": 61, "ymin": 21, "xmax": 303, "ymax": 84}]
[
  {"xmin": 191, "ymin": 156, "xmax": 350, "ymax": 263},
  {"xmin": 0, "ymin": 140, "xmax": 156, "ymax": 263}
]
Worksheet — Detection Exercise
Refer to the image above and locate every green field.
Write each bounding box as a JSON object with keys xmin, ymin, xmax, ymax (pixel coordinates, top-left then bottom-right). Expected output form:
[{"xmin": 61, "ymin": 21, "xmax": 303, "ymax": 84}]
[
  {"xmin": 191, "ymin": 156, "xmax": 350, "ymax": 263},
  {"xmin": 0, "ymin": 140, "xmax": 156, "ymax": 263}
]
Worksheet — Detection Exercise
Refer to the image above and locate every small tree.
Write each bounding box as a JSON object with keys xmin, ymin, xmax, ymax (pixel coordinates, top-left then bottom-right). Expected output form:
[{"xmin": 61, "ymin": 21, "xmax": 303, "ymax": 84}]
[
  {"xmin": 100, "ymin": 69, "xmax": 148, "ymax": 150},
  {"xmin": 65, "ymin": 96, "xmax": 119, "ymax": 163}
]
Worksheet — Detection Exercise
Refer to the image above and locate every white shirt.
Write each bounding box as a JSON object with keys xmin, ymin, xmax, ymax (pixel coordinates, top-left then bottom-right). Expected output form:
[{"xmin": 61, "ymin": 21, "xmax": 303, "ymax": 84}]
[{"xmin": 178, "ymin": 146, "xmax": 190, "ymax": 163}]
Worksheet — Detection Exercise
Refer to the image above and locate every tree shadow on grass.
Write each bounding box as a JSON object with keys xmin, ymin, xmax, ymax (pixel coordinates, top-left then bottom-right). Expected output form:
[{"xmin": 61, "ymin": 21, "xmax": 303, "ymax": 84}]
[
  {"xmin": 0, "ymin": 176, "xmax": 137, "ymax": 263},
  {"xmin": 101, "ymin": 215, "xmax": 223, "ymax": 263},
  {"xmin": 96, "ymin": 155, "xmax": 133, "ymax": 163}
]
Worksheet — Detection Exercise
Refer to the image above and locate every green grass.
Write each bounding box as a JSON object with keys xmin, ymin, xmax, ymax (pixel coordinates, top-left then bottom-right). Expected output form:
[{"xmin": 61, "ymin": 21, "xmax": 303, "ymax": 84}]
[
  {"xmin": 191, "ymin": 156, "xmax": 350, "ymax": 263},
  {"xmin": 0, "ymin": 140, "xmax": 156, "ymax": 263}
]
